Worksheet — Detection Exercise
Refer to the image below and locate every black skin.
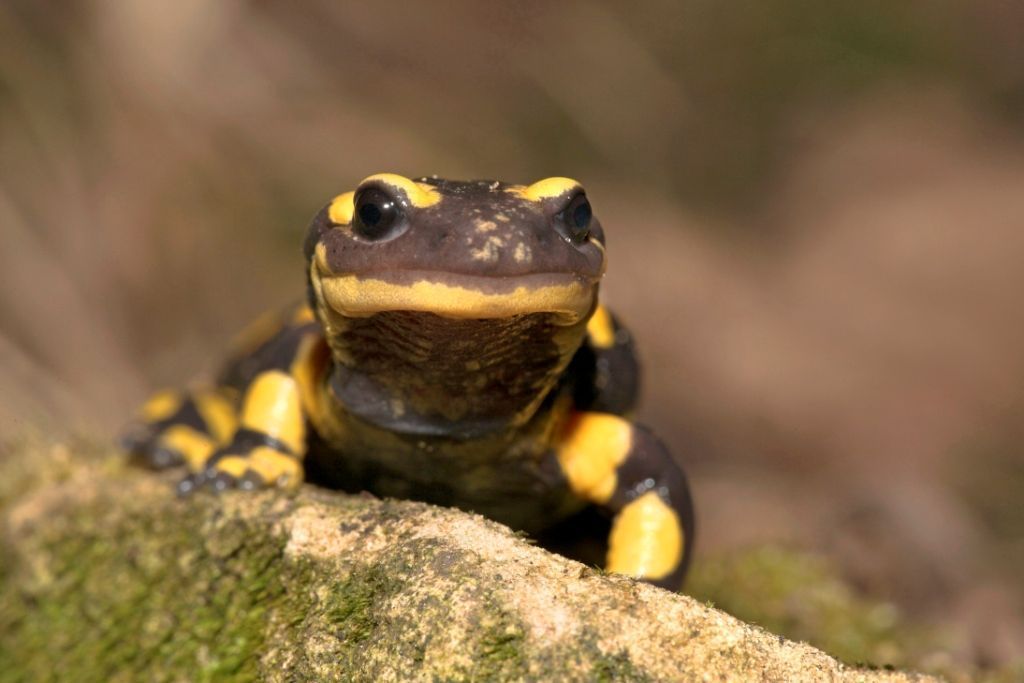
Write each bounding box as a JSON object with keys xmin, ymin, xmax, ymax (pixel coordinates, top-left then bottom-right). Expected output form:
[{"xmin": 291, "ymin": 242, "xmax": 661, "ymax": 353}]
[{"xmin": 125, "ymin": 175, "xmax": 696, "ymax": 590}]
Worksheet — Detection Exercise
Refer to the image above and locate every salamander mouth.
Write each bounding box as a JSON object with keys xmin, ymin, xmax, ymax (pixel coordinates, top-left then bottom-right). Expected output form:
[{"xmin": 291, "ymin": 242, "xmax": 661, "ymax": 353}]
[
  {"xmin": 309, "ymin": 247, "xmax": 598, "ymax": 435},
  {"xmin": 313, "ymin": 267, "xmax": 598, "ymax": 326}
]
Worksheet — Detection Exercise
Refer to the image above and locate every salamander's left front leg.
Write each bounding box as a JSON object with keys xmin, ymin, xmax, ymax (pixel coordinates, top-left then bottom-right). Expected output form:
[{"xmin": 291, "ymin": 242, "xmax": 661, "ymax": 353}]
[
  {"xmin": 179, "ymin": 370, "xmax": 307, "ymax": 495},
  {"xmin": 555, "ymin": 412, "xmax": 695, "ymax": 589}
]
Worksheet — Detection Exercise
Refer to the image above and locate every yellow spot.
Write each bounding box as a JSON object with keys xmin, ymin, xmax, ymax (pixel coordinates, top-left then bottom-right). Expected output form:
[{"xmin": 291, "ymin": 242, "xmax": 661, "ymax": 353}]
[
  {"xmin": 328, "ymin": 191, "xmax": 355, "ymax": 225},
  {"xmin": 194, "ymin": 391, "xmax": 238, "ymax": 444},
  {"xmin": 141, "ymin": 390, "xmax": 182, "ymax": 422},
  {"xmin": 513, "ymin": 242, "xmax": 532, "ymax": 264},
  {"xmin": 159, "ymin": 424, "xmax": 215, "ymax": 471},
  {"xmin": 606, "ymin": 491, "xmax": 684, "ymax": 581},
  {"xmin": 556, "ymin": 412, "xmax": 633, "ymax": 503},
  {"xmin": 360, "ymin": 173, "xmax": 441, "ymax": 208},
  {"xmin": 586, "ymin": 305, "xmax": 616, "ymax": 349},
  {"xmin": 495, "ymin": 213, "xmax": 510, "ymax": 222},
  {"xmin": 514, "ymin": 177, "xmax": 581, "ymax": 202},
  {"xmin": 316, "ymin": 268, "xmax": 594, "ymax": 324},
  {"xmin": 240, "ymin": 371, "xmax": 306, "ymax": 454},
  {"xmin": 475, "ymin": 219, "xmax": 497, "ymax": 233},
  {"xmin": 471, "ymin": 235, "xmax": 505, "ymax": 262}
]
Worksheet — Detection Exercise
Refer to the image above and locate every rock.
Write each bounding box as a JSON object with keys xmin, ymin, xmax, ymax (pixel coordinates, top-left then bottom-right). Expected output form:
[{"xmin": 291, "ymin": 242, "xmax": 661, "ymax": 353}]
[{"xmin": 0, "ymin": 441, "xmax": 936, "ymax": 682}]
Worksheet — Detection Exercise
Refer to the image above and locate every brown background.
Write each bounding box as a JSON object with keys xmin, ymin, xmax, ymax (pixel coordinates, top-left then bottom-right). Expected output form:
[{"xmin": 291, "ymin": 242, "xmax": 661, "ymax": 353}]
[{"xmin": 2, "ymin": 0, "xmax": 1023, "ymax": 667}]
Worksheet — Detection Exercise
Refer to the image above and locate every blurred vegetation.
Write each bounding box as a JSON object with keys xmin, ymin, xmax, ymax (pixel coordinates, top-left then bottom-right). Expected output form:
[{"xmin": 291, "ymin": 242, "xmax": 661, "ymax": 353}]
[{"xmin": 690, "ymin": 546, "xmax": 1024, "ymax": 682}]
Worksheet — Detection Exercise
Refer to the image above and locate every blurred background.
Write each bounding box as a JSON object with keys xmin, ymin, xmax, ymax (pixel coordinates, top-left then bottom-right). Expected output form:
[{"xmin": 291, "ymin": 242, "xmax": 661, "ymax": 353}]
[{"xmin": 2, "ymin": 0, "xmax": 1023, "ymax": 674}]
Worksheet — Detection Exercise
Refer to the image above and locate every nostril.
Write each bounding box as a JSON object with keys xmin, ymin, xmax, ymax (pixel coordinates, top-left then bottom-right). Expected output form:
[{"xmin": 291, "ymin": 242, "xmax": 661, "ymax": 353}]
[{"xmin": 432, "ymin": 229, "xmax": 453, "ymax": 248}]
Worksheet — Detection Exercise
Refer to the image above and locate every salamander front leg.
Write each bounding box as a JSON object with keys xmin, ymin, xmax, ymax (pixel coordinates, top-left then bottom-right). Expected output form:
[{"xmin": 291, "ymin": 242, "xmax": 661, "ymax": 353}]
[
  {"xmin": 178, "ymin": 370, "xmax": 307, "ymax": 495},
  {"xmin": 570, "ymin": 304, "xmax": 641, "ymax": 415},
  {"xmin": 122, "ymin": 388, "xmax": 237, "ymax": 471},
  {"xmin": 555, "ymin": 412, "xmax": 695, "ymax": 589}
]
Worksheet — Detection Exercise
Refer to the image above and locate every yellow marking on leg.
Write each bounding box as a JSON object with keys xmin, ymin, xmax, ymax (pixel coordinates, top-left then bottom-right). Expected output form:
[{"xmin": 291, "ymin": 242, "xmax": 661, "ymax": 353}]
[
  {"xmin": 214, "ymin": 448, "xmax": 303, "ymax": 488},
  {"xmin": 158, "ymin": 425, "xmax": 216, "ymax": 471},
  {"xmin": 291, "ymin": 304, "xmax": 316, "ymax": 325},
  {"xmin": 213, "ymin": 455, "xmax": 250, "ymax": 479},
  {"xmin": 512, "ymin": 177, "xmax": 581, "ymax": 201},
  {"xmin": 247, "ymin": 446, "xmax": 303, "ymax": 489},
  {"xmin": 556, "ymin": 413, "xmax": 633, "ymax": 503},
  {"xmin": 141, "ymin": 390, "xmax": 182, "ymax": 422},
  {"xmin": 606, "ymin": 491, "xmax": 684, "ymax": 581},
  {"xmin": 194, "ymin": 391, "xmax": 238, "ymax": 444},
  {"xmin": 240, "ymin": 371, "xmax": 306, "ymax": 454},
  {"xmin": 227, "ymin": 309, "xmax": 286, "ymax": 360},
  {"xmin": 586, "ymin": 305, "xmax": 616, "ymax": 349}
]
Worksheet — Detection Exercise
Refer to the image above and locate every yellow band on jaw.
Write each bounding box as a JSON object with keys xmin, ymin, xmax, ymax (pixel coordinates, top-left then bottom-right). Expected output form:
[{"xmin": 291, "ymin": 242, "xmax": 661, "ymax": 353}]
[{"xmin": 318, "ymin": 272, "xmax": 593, "ymax": 323}]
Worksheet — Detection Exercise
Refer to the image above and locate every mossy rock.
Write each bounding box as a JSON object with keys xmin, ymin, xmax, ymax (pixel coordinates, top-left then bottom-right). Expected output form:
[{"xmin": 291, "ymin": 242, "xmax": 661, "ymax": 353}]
[{"xmin": 0, "ymin": 439, "xmax": 938, "ymax": 682}]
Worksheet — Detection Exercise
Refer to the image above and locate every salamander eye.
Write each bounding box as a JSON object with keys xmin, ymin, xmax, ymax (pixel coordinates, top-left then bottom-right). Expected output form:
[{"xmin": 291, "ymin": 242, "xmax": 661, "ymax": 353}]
[
  {"xmin": 353, "ymin": 186, "xmax": 405, "ymax": 240},
  {"xmin": 559, "ymin": 192, "xmax": 592, "ymax": 242}
]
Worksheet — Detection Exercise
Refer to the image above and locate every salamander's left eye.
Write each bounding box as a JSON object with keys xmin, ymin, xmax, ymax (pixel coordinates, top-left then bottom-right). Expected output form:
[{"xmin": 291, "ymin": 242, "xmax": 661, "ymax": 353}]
[
  {"xmin": 559, "ymin": 192, "xmax": 592, "ymax": 242},
  {"xmin": 353, "ymin": 186, "xmax": 406, "ymax": 241}
]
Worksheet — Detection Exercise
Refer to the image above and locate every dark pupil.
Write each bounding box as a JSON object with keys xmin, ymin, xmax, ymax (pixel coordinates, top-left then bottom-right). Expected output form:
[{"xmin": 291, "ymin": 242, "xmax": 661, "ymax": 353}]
[
  {"xmin": 572, "ymin": 200, "xmax": 592, "ymax": 229},
  {"xmin": 359, "ymin": 202, "xmax": 383, "ymax": 226}
]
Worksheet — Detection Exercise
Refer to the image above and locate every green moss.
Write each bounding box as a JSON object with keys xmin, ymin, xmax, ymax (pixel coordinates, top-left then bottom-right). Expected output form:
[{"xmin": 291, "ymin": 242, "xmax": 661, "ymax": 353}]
[
  {"xmin": 0, "ymin": 481, "xmax": 296, "ymax": 683},
  {"xmin": 471, "ymin": 611, "xmax": 527, "ymax": 681},
  {"xmin": 325, "ymin": 563, "xmax": 398, "ymax": 643},
  {"xmin": 688, "ymin": 546, "xmax": 937, "ymax": 671},
  {"xmin": 591, "ymin": 649, "xmax": 650, "ymax": 683}
]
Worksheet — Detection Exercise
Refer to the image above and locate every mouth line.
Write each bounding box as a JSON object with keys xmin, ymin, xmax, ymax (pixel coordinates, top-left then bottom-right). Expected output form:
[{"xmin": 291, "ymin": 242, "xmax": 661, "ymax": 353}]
[{"xmin": 314, "ymin": 268, "xmax": 596, "ymax": 324}]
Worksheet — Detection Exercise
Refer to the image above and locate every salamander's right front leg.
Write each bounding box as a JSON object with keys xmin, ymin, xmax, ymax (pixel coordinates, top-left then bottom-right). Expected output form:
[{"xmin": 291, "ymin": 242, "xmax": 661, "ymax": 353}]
[
  {"xmin": 122, "ymin": 388, "xmax": 238, "ymax": 471},
  {"xmin": 178, "ymin": 370, "xmax": 308, "ymax": 495}
]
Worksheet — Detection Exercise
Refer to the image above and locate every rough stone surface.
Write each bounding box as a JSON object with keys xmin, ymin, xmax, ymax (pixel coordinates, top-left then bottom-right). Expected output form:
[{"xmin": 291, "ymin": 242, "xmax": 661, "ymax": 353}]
[{"xmin": 0, "ymin": 442, "xmax": 938, "ymax": 682}]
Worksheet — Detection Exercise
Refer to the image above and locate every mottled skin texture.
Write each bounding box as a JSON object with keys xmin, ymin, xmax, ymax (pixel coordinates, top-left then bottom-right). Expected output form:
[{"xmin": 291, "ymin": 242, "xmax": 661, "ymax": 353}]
[{"xmin": 124, "ymin": 174, "xmax": 695, "ymax": 588}]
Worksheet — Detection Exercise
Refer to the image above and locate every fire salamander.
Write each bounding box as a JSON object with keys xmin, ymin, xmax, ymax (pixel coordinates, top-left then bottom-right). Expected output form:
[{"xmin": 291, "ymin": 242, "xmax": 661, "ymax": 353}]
[{"xmin": 123, "ymin": 174, "xmax": 695, "ymax": 589}]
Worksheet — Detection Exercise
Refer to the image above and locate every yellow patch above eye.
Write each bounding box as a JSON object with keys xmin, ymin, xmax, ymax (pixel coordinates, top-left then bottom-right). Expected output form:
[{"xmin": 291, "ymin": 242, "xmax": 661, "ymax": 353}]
[
  {"xmin": 360, "ymin": 173, "xmax": 441, "ymax": 208},
  {"xmin": 328, "ymin": 191, "xmax": 355, "ymax": 225},
  {"xmin": 514, "ymin": 177, "xmax": 581, "ymax": 202}
]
